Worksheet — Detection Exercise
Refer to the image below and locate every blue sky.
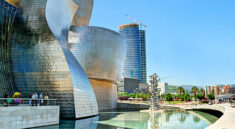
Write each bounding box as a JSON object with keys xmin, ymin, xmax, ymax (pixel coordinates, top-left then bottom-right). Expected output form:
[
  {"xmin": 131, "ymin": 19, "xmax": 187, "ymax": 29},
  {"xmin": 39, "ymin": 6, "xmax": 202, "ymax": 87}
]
[{"xmin": 90, "ymin": 0, "xmax": 235, "ymax": 86}]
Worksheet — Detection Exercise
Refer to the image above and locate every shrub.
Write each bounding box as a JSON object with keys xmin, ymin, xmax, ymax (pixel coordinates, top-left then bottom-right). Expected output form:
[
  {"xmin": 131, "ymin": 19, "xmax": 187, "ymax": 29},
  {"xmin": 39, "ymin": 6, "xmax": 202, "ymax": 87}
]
[
  {"xmin": 197, "ymin": 94, "xmax": 204, "ymax": 100},
  {"xmin": 165, "ymin": 93, "xmax": 173, "ymax": 101},
  {"xmin": 208, "ymin": 94, "xmax": 215, "ymax": 100},
  {"xmin": 184, "ymin": 92, "xmax": 191, "ymax": 101}
]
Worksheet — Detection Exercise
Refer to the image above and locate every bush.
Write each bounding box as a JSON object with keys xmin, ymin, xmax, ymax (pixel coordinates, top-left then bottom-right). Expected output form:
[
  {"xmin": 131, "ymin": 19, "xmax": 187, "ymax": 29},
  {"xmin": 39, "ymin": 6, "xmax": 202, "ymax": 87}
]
[
  {"xmin": 118, "ymin": 92, "xmax": 129, "ymax": 96},
  {"xmin": 184, "ymin": 92, "xmax": 191, "ymax": 101},
  {"xmin": 208, "ymin": 94, "xmax": 215, "ymax": 100},
  {"xmin": 165, "ymin": 93, "xmax": 173, "ymax": 101},
  {"xmin": 197, "ymin": 94, "xmax": 204, "ymax": 100},
  {"xmin": 128, "ymin": 93, "xmax": 135, "ymax": 98},
  {"xmin": 118, "ymin": 92, "xmax": 150, "ymax": 100}
]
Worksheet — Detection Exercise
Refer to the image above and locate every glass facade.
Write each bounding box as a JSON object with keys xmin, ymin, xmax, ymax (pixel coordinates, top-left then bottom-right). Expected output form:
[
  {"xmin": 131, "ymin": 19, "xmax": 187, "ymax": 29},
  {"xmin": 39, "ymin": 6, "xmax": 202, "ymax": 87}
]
[
  {"xmin": 0, "ymin": 0, "xmax": 98, "ymax": 119},
  {"xmin": 119, "ymin": 24, "xmax": 142, "ymax": 82},
  {"xmin": 139, "ymin": 30, "xmax": 147, "ymax": 83}
]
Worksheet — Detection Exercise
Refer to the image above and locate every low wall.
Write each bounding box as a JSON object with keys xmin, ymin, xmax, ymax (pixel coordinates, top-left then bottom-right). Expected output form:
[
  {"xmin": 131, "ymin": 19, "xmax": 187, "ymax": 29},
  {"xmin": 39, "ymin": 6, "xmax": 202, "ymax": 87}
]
[
  {"xmin": 162, "ymin": 104, "xmax": 235, "ymax": 129},
  {"xmin": 205, "ymin": 104, "xmax": 235, "ymax": 129},
  {"xmin": 0, "ymin": 106, "xmax": 59, "ymax": 129},
  {"xmin": 117, "ymin": 102, "xmax": 149, "ymax": 109}
]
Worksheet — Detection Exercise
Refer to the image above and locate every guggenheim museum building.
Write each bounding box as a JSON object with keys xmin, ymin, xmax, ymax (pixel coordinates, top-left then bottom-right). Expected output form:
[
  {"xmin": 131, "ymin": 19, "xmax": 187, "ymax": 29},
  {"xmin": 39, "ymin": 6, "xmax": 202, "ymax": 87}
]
[{"xmin": 0, "ymin": 0, "xmax": 126, "ymax": 119}]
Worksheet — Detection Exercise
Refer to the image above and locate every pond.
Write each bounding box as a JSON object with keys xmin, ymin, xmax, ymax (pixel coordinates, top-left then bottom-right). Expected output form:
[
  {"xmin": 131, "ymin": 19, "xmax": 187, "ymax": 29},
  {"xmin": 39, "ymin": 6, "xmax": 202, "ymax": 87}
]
[{"xmin": 38, "ymin": 109, "xmax": 219, "ymax": 129}]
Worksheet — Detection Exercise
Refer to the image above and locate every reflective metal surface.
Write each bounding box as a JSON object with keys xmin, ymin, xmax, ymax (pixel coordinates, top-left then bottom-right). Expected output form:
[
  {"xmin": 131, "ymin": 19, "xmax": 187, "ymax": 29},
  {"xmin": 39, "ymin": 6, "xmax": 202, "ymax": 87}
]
[
  {"xmin": 69, "ymin": 26, "xmax": 126, "ymax": 82},
  {"xmin": 0, "ymin": 0, "xmax": 98, "ymax": 119},
  {"xmin": 5, "ymin": 0, "xmax": 19, "ymax": 7},
  {"xmin": 72, "ymin": 0, "xmax": 93, "ymax": 26},
  {"xmin": 46, "ymin": 0, "xmax": 98, "ymax": 118},
  {"xmin": 119, "ymin": 24, "xmax": 142, "ymax": 82},
  {"xmin": 0, "ymin": 0, "xmax": 17, "ymax": 97},
  {"xmin": 68, "ymin": 26, "xmax": 125, "ymax": 110}
]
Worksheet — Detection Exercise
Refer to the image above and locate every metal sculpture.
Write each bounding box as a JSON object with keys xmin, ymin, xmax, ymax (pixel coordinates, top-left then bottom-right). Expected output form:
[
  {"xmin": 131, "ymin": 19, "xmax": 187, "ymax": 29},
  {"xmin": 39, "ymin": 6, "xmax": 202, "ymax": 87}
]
[{"xmin": 148, "ymin": 73, "xmax": 160, "ymax": 111}]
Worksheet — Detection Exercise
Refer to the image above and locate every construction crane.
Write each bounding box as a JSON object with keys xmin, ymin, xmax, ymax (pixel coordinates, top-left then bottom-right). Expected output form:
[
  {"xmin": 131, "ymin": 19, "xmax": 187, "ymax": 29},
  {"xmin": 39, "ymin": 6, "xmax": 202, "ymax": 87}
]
[{"xmin": 125, "ymin": 14, "xmax": 147, "ymax": 29}]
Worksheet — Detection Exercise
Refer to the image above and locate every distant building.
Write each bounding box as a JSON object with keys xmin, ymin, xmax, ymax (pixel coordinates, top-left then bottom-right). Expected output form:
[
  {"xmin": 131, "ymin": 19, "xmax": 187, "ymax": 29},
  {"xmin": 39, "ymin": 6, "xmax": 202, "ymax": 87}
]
[
  {"xmin": 139, "ymin": 83, "xmax": 148, "ymax": 91},
  {"xmin": 117, "ymin": 77, "xmax": 139, "ymax": 93},
  {"xmin": 228, "ymin": 87, "xmax": 235, "ymax": 94},
  {"xmin": 139, "ymin": 30, "xmax": 147, "ymax": 83},
  {"xmin": 119, "ymin": 23, "xmax": 147, "ymax": 83},
  {"xmin": 158, "ymin": 82, "xmax": 168, "ymax": 94},
  {"xmin": 222, "ymin": 85, "xmax": 231, "ymax": 94}
]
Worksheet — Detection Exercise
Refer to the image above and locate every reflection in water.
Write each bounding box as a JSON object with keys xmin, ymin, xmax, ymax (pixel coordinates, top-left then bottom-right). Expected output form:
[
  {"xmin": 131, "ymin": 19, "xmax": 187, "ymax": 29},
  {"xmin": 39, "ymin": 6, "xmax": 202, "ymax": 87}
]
[
  {"xmin": 193, "ymin": 115, "xmax": 201, "ymax": 123},
  {"xmin": 38, "ymin": 109, "xmax": 219, "ymax": 129},
  {"xmin": 177, "ymin": 111, "xmax": 189, "ymax": 123}
]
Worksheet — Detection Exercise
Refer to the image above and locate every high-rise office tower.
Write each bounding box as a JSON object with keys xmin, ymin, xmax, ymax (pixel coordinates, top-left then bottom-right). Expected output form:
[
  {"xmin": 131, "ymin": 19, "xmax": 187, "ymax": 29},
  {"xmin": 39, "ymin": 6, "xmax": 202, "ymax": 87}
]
[
  {"xmin": 119, "ymin": 23, "xmax": 142, "ymax": 82},
  {"xmin": 139, "ymin": 30, "xmax": 147, "ymax": 83},
  {"xmin": 119, "ymin": 23, "xmax": 147, "ymax": 83}
]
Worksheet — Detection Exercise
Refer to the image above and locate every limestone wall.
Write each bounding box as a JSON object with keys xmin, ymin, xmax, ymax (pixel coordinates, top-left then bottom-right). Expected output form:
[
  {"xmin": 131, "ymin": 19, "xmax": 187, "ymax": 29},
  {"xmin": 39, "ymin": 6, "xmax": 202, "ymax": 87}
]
[{"xmin": 0, "ymin": 106, "xmax": 59, "ymax": 129}]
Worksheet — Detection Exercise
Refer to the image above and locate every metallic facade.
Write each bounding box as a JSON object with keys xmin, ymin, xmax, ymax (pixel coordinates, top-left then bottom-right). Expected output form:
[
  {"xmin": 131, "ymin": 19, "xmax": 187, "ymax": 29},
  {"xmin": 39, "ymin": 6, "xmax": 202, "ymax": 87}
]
[
  {"xmin": 0, "ymin": 0, "xmax": 98, "ymax": 119},
  {"xmin": 0, "ymin": 0, "xmax": 17, "ymax": 97},
  {"xmin": 45, "ymin": 0, "xmax": 98, "ymax": 118},
  {"xmin": 72, "ymin": 0, "xmax": 94, "ymax": 26},
  {"xmin": 119, "ymin": 23, "xmax": 142, "ymax": 82},
  {"xmin": 69, "ymin": 26, "xmax": 126, "ymax": 82},
  {"xmin": 68, "ymin": 26, "xmax": 126, "ymax": 110},
  {"xmin": 139, "ymin": 30, "xmax": 147, "ymax": 83}
]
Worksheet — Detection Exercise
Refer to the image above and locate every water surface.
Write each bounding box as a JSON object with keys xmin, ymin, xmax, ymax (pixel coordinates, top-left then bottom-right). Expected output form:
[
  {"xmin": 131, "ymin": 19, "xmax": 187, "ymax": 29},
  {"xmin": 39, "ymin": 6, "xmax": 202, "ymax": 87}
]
[{"xmin": 38, "ymin": 109, "xmax": 218, "ymax": 129}]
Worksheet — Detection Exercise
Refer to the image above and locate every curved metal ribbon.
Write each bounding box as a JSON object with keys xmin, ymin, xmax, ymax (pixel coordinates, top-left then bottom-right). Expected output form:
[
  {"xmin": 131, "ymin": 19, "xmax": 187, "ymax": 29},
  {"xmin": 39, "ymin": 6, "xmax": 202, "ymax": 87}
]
[{"xmin": 45, "ymin": 0, "xmax": 98, "ymax": 118}]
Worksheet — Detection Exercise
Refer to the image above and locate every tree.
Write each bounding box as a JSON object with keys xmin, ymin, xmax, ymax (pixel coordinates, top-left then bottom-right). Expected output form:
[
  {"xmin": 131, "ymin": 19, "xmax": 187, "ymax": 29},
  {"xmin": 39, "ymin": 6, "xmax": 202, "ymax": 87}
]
[
  {"xmin": 200, "ymin": 89, "xmax": 205, "ymax": 95},
  {"xmin": 197, "ymin": 94, "xmax": 204, "ymax": 101},
  {"xmin": 165, "ymin": 93, "xmax": 173, "ymax": 101},
  {"xmin": 177, "ymin": 87, "xmax": 185, "ymax": 100},
  {"xmin": 192, "ymin": 86, "xmax": 199, "ymax": 101},
  {"xmin": 184, "ymin": 92, "xmax": 191, "ymax": 101},
  {"xmin": 208, "ymin": 94, "xmax": 215, "ymax": 100}
]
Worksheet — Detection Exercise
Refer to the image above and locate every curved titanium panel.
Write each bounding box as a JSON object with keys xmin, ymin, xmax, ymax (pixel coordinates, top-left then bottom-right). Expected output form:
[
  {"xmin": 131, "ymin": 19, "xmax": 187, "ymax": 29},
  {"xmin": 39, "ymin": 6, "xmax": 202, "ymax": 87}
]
[
  {"xmin": 119, "ymin": 24, "xmax": 142, "ymax": 82},
  {"xmin": 46, "ymin": 0, "xmax": 98, "ymax": 118},
  {"xmin": 0, "ymin": 0, "xmax": 16, "ymax": 97},
  {"xmin": 72, "ymin": 0, "xmax": 94, "ymax": 26},
  {"xmin": 9, "ymin": 0, "xmax": 98, "ymax": 119},
  {"xmin": 69, "ymin": 26, "xmax": 126, "ymax": 82}
]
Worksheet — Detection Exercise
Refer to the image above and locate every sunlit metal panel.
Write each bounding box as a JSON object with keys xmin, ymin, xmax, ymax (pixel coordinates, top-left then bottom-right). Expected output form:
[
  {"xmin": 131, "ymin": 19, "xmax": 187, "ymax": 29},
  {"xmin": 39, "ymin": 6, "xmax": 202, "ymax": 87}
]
[
  {"xmin": 7, "ymin": 0, "xmax": 98, "ymax": 119},
  {"xmin": 72, "ymin": 0, "xmax": 93, "ymax": 26}
]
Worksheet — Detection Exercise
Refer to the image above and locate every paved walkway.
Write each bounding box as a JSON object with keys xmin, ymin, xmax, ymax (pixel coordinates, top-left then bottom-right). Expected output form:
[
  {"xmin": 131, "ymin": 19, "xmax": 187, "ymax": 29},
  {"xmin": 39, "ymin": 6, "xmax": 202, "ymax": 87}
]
[{"xmin": 162, "ymin": 104, "xmax": 235, "ymax": 129}]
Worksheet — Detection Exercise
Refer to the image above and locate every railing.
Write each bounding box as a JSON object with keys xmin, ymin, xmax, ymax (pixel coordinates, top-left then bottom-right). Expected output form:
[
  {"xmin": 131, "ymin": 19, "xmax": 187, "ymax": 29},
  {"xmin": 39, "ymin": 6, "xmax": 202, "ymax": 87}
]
[{"xmin": 0, "ymin": 98, "xmax": 57, "ymax": 107}]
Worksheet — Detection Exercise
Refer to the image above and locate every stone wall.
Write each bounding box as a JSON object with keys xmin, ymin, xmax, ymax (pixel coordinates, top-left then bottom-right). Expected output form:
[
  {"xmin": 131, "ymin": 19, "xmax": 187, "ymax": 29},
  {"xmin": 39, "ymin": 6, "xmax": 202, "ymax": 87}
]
[{"xmin": 0, "ymin": 106, "xmax": 59, "ymax": 129}]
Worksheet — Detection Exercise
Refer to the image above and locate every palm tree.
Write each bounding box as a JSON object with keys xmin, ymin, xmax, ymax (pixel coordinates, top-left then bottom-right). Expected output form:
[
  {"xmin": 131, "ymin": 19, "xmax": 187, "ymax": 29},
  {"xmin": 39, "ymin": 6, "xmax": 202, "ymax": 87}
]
[
  {"xmin": 177, "ymin": 87, "xmax": 185, "ymax": 100},
  {"xmin": 200, "ymin": 88, "xmax": 205, "ymax": 95},
  {"xmin": 192, "ymin": 86, "xmax": 199, "ymax": 101}
]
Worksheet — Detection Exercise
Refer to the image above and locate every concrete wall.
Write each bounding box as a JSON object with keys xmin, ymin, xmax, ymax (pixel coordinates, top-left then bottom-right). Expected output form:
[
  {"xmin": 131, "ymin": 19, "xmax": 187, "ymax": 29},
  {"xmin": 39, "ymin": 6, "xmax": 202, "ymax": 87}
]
[
  {"xmin": 90, "ymin": 79, "xmax": 117, "ymax": 110},
  {"xmin": 124, "ymin": 78, "xmax": 139, "ymax": 93},
  {"xmin": 117, "ymin": 102, "xmax": 149, "ymax": 109},
  {"xmin": 0, "ymin": 106, "xmax": 59, "ymax": 129}
]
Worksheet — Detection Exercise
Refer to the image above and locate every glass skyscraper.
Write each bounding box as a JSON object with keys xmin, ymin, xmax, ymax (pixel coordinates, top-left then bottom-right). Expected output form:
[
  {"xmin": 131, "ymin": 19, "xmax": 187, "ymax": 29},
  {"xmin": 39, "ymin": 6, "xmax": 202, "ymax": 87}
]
[
  {"xmin": 139, "ymin": 30, "xmax": 147, "ymax": 83},
  {"xmin": 119, "ymin": 23, "xmax": 147, "ymax": 83}
]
